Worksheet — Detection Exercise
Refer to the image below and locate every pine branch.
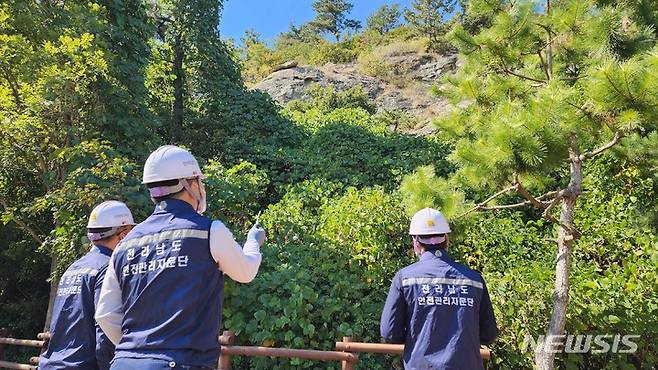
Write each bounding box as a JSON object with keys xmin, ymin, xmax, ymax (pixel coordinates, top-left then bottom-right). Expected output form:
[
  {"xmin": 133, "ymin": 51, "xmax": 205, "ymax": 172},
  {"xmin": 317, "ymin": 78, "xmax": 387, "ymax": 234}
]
[
  {"xmin": 602, "ymin": 70, "xmax": 626, "ymax": 100},
  {"xmin": 497, "ymin": 55, "xmax": 547, "ymax": 85},
  {"xmin": 460, "ymin": 182, "xmax": 563, "ymax": 218},
  {"xmin": 579, "ymin": 131, "xmax": 624, "ymax": 161},
  {"xmin": 514, "ymin": 177, "xmax": 549, "ymax": 209},
  {"xmin": 537, "ymin": 50, "xmax": 550, "ymax": 81},
  {"xmin": 541, "ymin": 189, "xmax": 564, "ymax": 222},
  {"xmin": 460, "ymin": 185, "xmax": 517, "ymax": 217},
  {"xmin": 501, "ymin": 67, "xmax": 548, "ymax": 84},
  {"xmin": 538, "ymin": 0, "xmax": 554, "ymax": 80},
  {"xmin": 537, "ymin": 190, "xmax": 560, "ymax": 200},
  {"xmin": 481, "ymin": 201, "xmax": 532, "ymax": 210}
]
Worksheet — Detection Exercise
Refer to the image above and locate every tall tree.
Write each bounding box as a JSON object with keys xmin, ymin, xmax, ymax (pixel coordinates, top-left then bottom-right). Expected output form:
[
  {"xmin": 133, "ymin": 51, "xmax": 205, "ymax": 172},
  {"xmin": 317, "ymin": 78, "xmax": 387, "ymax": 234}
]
[
  {"xmin": 366, "ymin": 3, "xmax": 401, "ymax": 34},
  {"xmin": 147, "ymin": 0, "xmax": 241, "ymax": 144},
  {"xmin": 310, "ymin": 0, "xmax": 360, "ymax": 41},
  {"xmin": 404, "ymin": 0, "xmax": 456, "ymax": 52},
  {"xmin": 277, "ymin": 22, "xmax": 322, "ymax": 46},
  {"xmin": 0, "ymin": 0, "xmax": 155, "ymax": 329},
  {"xmin": 419, "ymin": 0, "xmax": 657, "ymax": 368}
]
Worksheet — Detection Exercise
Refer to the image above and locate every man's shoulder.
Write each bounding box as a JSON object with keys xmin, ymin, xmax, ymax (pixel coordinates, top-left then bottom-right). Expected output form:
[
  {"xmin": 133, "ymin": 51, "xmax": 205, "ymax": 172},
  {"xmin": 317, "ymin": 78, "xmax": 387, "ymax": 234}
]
[
  {"xmin": 62, "ymin": 253, "xmax": 106, "ymax": 279},
  {"xmin": 122, "ymin": 213, "xmax": 210, "ymax": 240},
  {"xmin": 444, "ymin": 258, "xmax": 484, "ymax": 282},
  {"xmin": 397, "ymin": 256, "xmax": 484, "ymax": 282},
  {"xmin": 397, "ymin": 260, "xmax": 425, "ymax": 276}
]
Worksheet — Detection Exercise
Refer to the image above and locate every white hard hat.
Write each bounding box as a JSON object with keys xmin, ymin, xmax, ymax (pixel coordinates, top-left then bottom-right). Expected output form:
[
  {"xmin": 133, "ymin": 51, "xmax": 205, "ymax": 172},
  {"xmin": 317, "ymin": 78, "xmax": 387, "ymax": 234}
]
[
  {"xmin": 87, "ymin": 201, "xmax": 134, "ymax": 241},
  {"xmin": 87, "ymin": 201, "xmax": 135, "ymax": 228},
  {"xmin": 142, "ymin": 145, "xmax": 203, "ymax": 184},
  {"xmin": 409, "ymin": 208, "xmax": 451, "ymax": 236}
]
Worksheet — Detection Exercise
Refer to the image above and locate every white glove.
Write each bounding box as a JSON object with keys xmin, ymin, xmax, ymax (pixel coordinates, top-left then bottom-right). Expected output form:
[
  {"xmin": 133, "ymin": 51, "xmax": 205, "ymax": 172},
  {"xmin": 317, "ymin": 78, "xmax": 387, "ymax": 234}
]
[{"xmin": 247, "ymin": 223, "xmax": 266, "ymax": 246}]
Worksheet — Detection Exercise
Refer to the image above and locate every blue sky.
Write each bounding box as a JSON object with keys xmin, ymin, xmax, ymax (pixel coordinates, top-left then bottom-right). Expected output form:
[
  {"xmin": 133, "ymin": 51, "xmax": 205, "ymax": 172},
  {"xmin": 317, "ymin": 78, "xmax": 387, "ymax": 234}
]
[{"xmin": 219, "ymin": 0, "xmax": 413, "ymax": 45}]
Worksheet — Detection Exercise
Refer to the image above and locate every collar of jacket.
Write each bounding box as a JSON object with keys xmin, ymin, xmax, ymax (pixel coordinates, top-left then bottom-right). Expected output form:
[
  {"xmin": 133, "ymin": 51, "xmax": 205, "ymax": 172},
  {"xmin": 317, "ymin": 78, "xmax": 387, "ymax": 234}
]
[
  {"xmin": 155, "ymin": 198, "xmax": 195, "ymax": 214},
  {"xmin": 419, "ymin": 249, "xmax": 450, "ymax": 262},
  {"xmin": 92, "ymin": 244, "xmax": 113, "ymax": 257}
]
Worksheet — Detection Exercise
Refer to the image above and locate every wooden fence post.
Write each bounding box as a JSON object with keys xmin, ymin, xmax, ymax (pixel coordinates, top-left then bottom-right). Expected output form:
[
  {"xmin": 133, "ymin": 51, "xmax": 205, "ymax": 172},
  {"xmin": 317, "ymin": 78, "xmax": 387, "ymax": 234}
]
[
  {"xmin": 341, "ymin": 336, "xmax": 356, "ymax": 370},
  {"xmin": 218, "ymin": 330, "xmax": 235, "ymax": 370},
  {"xmin": 0, "ymin": 328, "xmax": 8, "ymax": 360},
  {"xmin": 37, "ymin": 332, "xmax": 50, "ymax": 355}
]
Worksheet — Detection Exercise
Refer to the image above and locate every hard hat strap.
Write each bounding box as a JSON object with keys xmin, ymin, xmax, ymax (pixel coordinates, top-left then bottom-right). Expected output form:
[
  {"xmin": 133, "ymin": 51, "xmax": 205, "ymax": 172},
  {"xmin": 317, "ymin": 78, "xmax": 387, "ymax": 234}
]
[
  {"xmin": 180, "ymin": 178, "xmax": 202, "ymax": 212},
  {"xmin": 88, "ymin": 227, "xmax": 120, "ymax": 241},
  {"xmin": 148, "ymin": 182, "xmax": 184, "ymax": 198},
  {"xmin": 416, "ymin": 235, "xmax": 446, "ymax": 245}
]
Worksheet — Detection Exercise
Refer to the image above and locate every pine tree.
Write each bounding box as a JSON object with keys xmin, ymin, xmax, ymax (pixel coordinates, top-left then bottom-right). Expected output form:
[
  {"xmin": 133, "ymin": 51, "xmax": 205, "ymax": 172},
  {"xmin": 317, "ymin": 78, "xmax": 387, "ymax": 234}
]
[
  {"xmin": 404, "ymin": 0, "xmax": 456, "ymax": 52},
  {"xmin": 366, "ymin": 3, "xmax": 402, "ymax": 34},
  {"xmin": 147, "ymin": 0, "xmax": 240, "ymax": 144},
  {"xmin": 310, "ymin": 0, "xmax": 360, "ymax": 41},
  {"xmin": 408, "ymin": 0, "xmax": 657, "ymax": 368}
]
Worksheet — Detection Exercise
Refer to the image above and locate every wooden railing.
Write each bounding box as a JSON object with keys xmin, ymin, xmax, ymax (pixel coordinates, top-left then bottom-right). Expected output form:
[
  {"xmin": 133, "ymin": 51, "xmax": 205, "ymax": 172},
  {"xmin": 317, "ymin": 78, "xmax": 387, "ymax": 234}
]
[
  {"xmin": 217, "ymin": 331, "xmax": 359, "ymax": 370},
  {"xmin": 0, "ymin": 330, "xmax": 491, "ymax": 370},
  {"xmin": 0, "ymin": 332, "xmax": 43, "ymax": 370}
]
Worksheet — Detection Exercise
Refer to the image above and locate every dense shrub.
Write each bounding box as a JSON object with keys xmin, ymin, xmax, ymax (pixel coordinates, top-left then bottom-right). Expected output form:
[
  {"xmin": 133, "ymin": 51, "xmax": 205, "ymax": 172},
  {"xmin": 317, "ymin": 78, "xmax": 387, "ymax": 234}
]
[
  {"xmin": 308, "ymin": 39, "xmax": 359, "ymax": 65},
  {"xmin": 318, "ymin": 187, "xmax": 412, "ymax": 284},
  {"xmin": 282, "ymin": 87, "xmax": 453, "ymax": 191},
  {"xmin": 223, "ymin": 181, "xmax": 412, "ymax": 369},
  {"xmin": 204, "ymin": 160, "xmax": 270, "ymax": 231},
  {"xmin": 286, "ymin": 84, "xmax": 376, "ymax": 115}
]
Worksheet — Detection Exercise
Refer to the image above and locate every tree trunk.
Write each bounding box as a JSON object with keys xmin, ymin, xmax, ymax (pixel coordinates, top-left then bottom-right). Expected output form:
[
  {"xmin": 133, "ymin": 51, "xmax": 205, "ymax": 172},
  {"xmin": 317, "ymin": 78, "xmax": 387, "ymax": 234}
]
[
  {"xmin": 43, "ymin": 253, "xmax": 59, "ymax": 331},
  {"xmin": 171, "ymin": 32, "xmax": 184, "ymax": 144},
  {"xmin": 535, "ymin": 154, "xmax": 582, "ymax": 369}
]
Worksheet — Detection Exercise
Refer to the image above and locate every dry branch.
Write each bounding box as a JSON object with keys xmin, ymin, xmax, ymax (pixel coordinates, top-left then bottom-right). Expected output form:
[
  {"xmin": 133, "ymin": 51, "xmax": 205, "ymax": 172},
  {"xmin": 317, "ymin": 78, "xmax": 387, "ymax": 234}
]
[{"xmin": 579, "ymin": 131, "xmax": 624, "ymax": 161}]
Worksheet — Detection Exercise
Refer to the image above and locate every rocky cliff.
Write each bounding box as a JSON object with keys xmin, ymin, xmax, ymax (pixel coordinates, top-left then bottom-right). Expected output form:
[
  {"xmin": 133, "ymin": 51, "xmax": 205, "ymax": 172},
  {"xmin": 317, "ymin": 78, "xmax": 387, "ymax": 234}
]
[{"xmin": 253, "ymin": 50, "xmax": 459, "ymax": 133}]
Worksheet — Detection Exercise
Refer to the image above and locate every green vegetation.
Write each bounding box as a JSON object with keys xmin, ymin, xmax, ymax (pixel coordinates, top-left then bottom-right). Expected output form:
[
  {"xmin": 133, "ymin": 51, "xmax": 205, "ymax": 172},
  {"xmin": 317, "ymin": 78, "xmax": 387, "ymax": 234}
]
[
  {"xmin": 404, "ymin": 0, "xmax": 456, "ymax": 52},
  {"xmin": 310, "ymin": 0, "xmax": 361, "ymax": 41},
  {"xmin": 237, "ymin": 1, "xmax": 432, "ymax": 84},
  {"xmin": 1, "ymin": 1, "xmax": 657, "ymax": 369},
  {"xmin": 366, "ymin": 4, "xmax": 402, "ymax": 34}
]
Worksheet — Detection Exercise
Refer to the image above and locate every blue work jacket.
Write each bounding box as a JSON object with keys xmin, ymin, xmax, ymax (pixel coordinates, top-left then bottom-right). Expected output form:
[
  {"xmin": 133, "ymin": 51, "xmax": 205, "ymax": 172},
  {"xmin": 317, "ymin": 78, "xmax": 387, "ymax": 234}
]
[
  {"xmin": 111, "ymin": 199, "xmax": 223, "ymax": 368},
  {"xmin": 39, "ymin": 245, "xmax": 115, "ymax": 370},
  {"xmin": 380, "ymin": 249, "xmax": 497, "ymax": 370}
]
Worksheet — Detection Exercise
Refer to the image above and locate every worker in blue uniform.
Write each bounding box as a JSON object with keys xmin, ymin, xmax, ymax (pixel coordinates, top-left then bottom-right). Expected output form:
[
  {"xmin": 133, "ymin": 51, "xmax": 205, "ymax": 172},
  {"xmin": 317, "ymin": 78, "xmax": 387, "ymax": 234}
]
[
  {"xmin": 39, "ymin": 201, "xmax": 136, "ymax": 370},
  {"xmin": 96, "ymin": 145, "xmax": 266, "ymax": 370},
  {"xmin": 380, "ymin": 208, "xmax": 498, "ymax": 370}
]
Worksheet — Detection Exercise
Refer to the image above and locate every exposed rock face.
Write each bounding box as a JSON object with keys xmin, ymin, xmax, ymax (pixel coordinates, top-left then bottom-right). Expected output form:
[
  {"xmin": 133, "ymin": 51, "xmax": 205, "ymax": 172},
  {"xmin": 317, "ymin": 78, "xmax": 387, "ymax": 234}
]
[
  {"xmin": 255, "ymin": 65, "xmax": 383, "ymax": 104},
  {"xmin": 269, "ymin": 60, "xmax": 298, "ymax": 74},
  {"xmin": 253, "ymin": 51, "xmax": 459, "ymax": 132}
]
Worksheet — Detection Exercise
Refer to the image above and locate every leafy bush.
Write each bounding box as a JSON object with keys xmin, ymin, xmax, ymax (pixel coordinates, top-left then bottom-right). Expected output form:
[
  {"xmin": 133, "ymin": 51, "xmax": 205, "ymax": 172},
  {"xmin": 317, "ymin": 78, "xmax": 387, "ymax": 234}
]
[
  {"xmin": 204, "ymin": 160, "xmax": 270, "ymax": 231},
  {"xmin": 318, "ymin": 187, "xmax": 412, "ymax": 283},
  {"xmin": 308, "ymin": 39, "xmax": 359, "ymax": 65},
  {"xmin": 377, "ymin": 108, "xmax": 421, "ymax": 132},
  {"xmin": 32, "ymin": 141, "xmax": 152, "ymax": 276},
  {"xmin": 286, "ymin": 84, "xmax": 376, "ymax": 115},
  {"xmin": 294, "ymin": 109, "xmax": 452, "ymax": 190},
  {"xmin": 223, "ymin": 182, "xmax": 410, "ymax": 369}
]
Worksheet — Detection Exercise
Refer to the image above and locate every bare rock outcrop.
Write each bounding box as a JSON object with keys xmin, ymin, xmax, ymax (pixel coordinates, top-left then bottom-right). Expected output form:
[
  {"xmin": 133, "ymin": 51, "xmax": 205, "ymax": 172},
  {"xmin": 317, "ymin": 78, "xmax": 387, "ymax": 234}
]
[{"xmin": 253, "ymin": 51, "xmax": 459, "ymax": 132}]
